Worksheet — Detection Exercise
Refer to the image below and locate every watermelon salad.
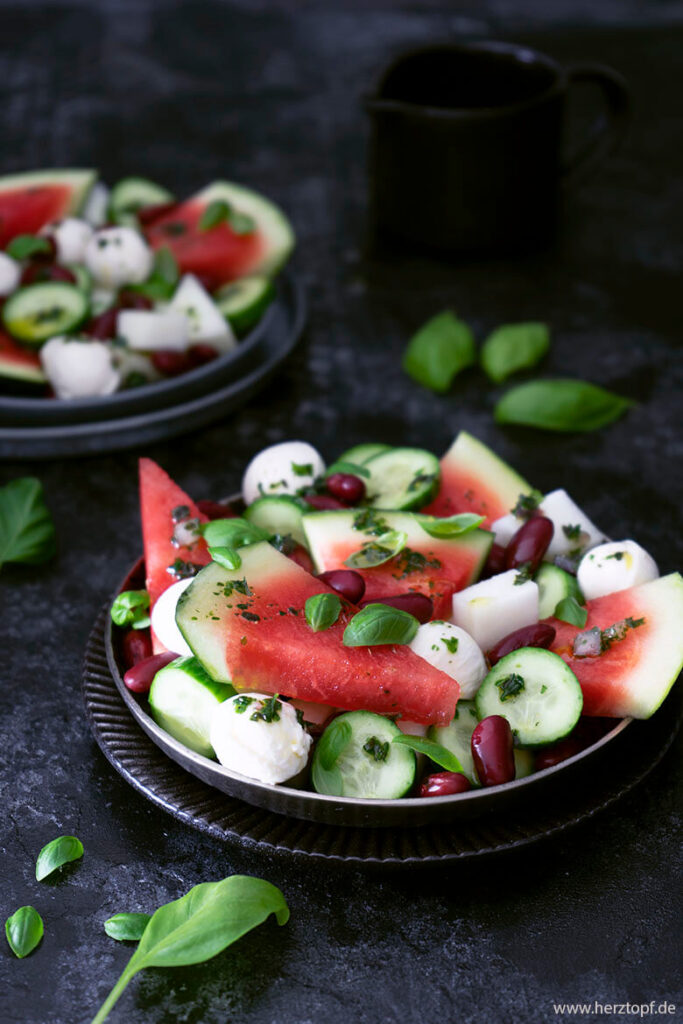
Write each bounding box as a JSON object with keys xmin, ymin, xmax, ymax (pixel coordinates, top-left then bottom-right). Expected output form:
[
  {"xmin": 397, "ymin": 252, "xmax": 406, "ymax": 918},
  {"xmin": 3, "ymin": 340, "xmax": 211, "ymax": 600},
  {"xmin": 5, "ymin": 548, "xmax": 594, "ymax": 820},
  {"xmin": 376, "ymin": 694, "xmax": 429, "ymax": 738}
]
[
  {"xmin": 0, "ymin": 169, "xmax": 293, "ymax": 397},
  {"xmin": 110, "ymin": 431, "xmax": 683, "ymax": 800}
]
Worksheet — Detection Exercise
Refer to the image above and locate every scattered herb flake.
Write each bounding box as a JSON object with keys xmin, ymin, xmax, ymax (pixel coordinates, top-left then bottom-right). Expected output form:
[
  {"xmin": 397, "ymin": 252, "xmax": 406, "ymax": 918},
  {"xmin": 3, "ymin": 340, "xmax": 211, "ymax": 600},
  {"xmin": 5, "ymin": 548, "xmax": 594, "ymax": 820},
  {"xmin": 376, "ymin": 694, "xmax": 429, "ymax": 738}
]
[
  {"xmin": 496, "ymin": 673, "xmax": 526, "ymax": 702},
  {"xmin": 362, "ymin": 736, "xmax": 389, "ymax": 762}
]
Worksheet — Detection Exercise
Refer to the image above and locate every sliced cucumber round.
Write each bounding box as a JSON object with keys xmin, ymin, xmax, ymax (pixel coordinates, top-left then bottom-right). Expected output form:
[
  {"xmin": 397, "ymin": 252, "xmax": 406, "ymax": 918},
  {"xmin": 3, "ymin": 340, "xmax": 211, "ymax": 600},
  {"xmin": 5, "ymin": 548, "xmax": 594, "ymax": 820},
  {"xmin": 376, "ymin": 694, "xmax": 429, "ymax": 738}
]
[
  {"xmin": 243, "ymin": 495, "xmax": 307, "ymax": 548},
  {"xmin": 66, "ymin": 263, "xmax": 93, "ymax": 294},
  {"xmin": 109, "ymin": 176, "xmax": 174, "ymax": 226},
  {"xmin": 2, "ymin": 282, "xmax": 89, "ymax": 345},
  {"xmin": 536, "ymin": 563, "xmax": 584, "ymax": 619},
  {"xmin": 214, "ymin": 276, "xmax": 275, "ymax": 334},
  {"xmin": 365, "ymin": 447, "xmax": 440, "ymax": 510},
  {"xmin": 476, "ymin": 648, "xmax": 583, "ymax": 747},
  {"xmin": 312, "ymin": 711, "xmax": 415, "ymax": 799},
  {"xmin": 338, "ymin": 443, "xmax": 392, "ymax": 465},
  {"xmin": 427, "ymin": 699, "xmax": 479, "ymax": 784},
  {"xmin": 148, "ymin": 655, "xmax": 236, "ymax": 758}
]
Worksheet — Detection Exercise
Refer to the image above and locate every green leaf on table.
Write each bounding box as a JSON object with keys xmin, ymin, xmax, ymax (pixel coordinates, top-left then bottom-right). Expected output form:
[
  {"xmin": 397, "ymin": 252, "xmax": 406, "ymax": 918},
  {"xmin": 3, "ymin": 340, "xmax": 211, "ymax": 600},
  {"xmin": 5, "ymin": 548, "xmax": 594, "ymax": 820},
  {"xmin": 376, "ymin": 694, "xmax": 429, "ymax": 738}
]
[
  {"xmin": 89, "ymin": 875, "xmax": 289, "ymax": 1024},
  {"xmin": 343, "ymin": 603, "xmax": 419, "ymax": 647},
  {"xmin": 202, "ymin": 517, "xmax": 270, "ymax": 550},
  {"xmin": 420, "ymin": 513, "xmax": 485, "ymax": 538},
  {"xmin": 110, "ymin": 590, "xmax": 150, "ymax": 630},
  {"xmin": 5, "ymin": 906, "xmax": 44, "ymax": 958},
  {"xmin": 344, "ymin": 529, "xmax": 407, "ymax": 569},
  {"xmin": 305, "ymin": 592, "xmax": 342, "ymax": 632},
  {"xmin": 6, "ymin": 234, "xmax": 52, "ymax": 261},
  {"xmin": 311, "ymin": 718, "xmax": 352, "ymax": 796},
  {"xmin": 104, "ymin": 913, "xmax": 152, "ymax": 942},
  {"xmin": 199, "ymin": 200, "xmax": 232, "ymax": 232},
  {"xmin": 481, "ymin": 322, "xmax": 550, "ymax": 383},
  {"xmin": 208, "ymin": 546, "xmax": 242, "ymax": 571},
  {"xmin": 36, "ymin": 835, "xmax": 84, "ymax": 881},
  {"xmin": 402, "ymin": 311, "xmax": 476, "ymax": 393},
  {"xmin": 494, "ymin": 379, "xmax": 635, "ymax": 432},
  {"xmin": 0, "ymin": 477, "xmax": 56, "ymax": 571},
  {"xmin": 554, "ymin": 595, "xmax": 588, "ymax": 627},
  {"xmin": 392, "ymin": 734, "xmax": 465, "ymax": 773}
]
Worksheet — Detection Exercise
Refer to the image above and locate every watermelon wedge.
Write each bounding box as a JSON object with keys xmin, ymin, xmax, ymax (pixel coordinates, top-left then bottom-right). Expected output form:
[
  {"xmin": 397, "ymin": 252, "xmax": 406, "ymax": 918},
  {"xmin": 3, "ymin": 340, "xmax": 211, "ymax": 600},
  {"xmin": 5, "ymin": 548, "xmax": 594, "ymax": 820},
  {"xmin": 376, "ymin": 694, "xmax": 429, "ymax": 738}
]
[
  {"xmin": 144, "ymin": 180, "xmax": 294, "ymax": 291},
  {"xmin": 0, "ymin": 329, "xmax": 46, "ymax": 384},
  {"xmin": 422, "ymin": 431, "xmax": 532, "ymax": 527},
  {"xmin": 302, "ymin": 509, "xmax": 492, "ymax": 619},
  {"xmin": 176, "ymin": 541, "xmax": 460, "ymax": 726},
  {"xmin": 545, "ymin": 573, "xmax": 683, "ymax": 718},
  {"xmin": 0, "ymin": 169, "xmax": 97, "ymax": 248}
]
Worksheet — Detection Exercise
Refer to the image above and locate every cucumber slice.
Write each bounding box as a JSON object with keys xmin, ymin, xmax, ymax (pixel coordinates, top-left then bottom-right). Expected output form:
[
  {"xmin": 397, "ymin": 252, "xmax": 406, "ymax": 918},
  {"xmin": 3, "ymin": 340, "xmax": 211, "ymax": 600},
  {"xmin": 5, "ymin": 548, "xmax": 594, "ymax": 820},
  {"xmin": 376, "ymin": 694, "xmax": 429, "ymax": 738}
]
[
  {"xmin": 338, "ymin": 443, "xmax": 392, "ymax": 465},
  {"xmin": 148, "ymin": 655, "xmax": 236, "ymax": 758},
  {"xmin": 312, "ymin": 711, "xmax": 415, "ymax": 799},
  {"xmin": 536, "ymin": 563, "xmax": 584, "ymax": 619},
  {"xmin": 365, "ymin": 447, "xmax": 440, "ymax": 511},
  {"xmin": 108, "ymin": 176, "xmax": 174, "ymax": 226},
  {"xmin": 214, "ymin": 276, "xmax": 275, "ymax": 334},
  {"xmin": 66, "ymin": 264, "xmax": 92, "ymax": 293},
  {"xmin": 427, "ymin": 699, "xmax": 479, "ymax": 784},
  {"xmin": 243, "ymin": 495, "xmax": 307, "ymax": 547},
  {"xmin": 2, "ymin": 282, "xmax": 89, "ymax": 344},
  {"xmin": 476, "ymin": 648, "xmax": 583, "ymax": 746}
]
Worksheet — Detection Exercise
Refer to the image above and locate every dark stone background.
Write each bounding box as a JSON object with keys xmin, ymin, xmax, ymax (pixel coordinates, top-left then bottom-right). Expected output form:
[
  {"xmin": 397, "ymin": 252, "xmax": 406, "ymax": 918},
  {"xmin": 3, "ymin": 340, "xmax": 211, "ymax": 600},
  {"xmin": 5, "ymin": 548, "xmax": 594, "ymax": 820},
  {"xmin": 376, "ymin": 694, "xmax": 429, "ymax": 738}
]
[{"xmin": 0, "ymin": 2, "xmax": 681, "ymax": 1021}]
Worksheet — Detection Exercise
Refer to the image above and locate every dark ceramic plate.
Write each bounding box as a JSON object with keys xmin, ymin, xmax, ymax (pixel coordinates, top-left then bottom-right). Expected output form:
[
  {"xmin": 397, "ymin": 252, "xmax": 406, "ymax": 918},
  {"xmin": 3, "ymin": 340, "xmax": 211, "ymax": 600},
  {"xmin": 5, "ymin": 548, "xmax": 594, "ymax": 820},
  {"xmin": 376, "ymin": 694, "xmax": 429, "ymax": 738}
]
[
  {"xmin": 0, "ymin": 271, "xmax": 305, "ymax": 458},
  {"xmin": 98, "ymin": 555, "xmax": 642, "ymax": 829}
]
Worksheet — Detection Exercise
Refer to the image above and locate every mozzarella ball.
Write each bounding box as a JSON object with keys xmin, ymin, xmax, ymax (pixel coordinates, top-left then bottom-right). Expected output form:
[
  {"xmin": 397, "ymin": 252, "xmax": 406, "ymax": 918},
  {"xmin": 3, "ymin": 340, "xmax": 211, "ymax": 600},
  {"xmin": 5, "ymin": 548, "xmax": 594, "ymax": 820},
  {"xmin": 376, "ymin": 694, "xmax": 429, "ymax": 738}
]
[
  {"xmin": 577, "ymin": 540, "xmax": 659, "ymax": 601},
  {"xmin": 410, "ymin": 621, "xmax": 488, "ymax": 699},
  {"xmin": 150, "ymin": 578, "xmax": 194, "ymax": 656},
  {"xmin": 0, "ymin": 251, "xmax": 21, "ymax": 296},
  {"xmin": 47, "ymin": 217, "xmax": 94, "ymax": 264},
  {"xmin": 85, "ymin": 227, "xmax": 153, "ymax": 288},
  {"xmin": 451, "ymin": 569, "xmax": 539, "ymax": 653},
  {"xmin": 242, "ymin": 441, "xmax": 325, "ymax": 506},
  {"xmin": 210, "ymin": 693, "xmax": 313, "ymax": 784},
  {"xmin": 40, "ymin": 337, "xmax": 120, "ymax": 400}
]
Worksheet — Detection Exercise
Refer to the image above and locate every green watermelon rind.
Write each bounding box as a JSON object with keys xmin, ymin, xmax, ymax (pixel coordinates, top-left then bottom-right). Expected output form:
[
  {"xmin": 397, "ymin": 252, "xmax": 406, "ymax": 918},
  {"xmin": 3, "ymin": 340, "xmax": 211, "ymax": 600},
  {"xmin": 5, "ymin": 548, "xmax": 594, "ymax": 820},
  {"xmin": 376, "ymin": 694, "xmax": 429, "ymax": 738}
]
[
  {"xmin": 442, "ymin": 431, "xmax": 532, "ymax": 513},
  {"xmin": 0, "ymin": 169, "xmax": 98, "ymax": 216}
]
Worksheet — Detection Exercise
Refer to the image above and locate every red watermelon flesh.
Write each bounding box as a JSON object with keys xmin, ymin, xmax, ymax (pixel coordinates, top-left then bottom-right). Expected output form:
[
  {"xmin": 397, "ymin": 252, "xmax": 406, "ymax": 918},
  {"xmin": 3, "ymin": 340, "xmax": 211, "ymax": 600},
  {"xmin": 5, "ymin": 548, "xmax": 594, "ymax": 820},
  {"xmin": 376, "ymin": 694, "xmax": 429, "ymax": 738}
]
[
  {"xmin": 545, "ymin": 573, "xmax": 683, "ymax": 719},
  {"xmin": 176, "ymin": 542, "xmax": 461, "ymax": 726},
  {"xmin": 0, "ymin": 184, "xmax": 74, "ymax": 248},
  {"xmin": 0, "ymin": 329, "xmax": 46, "ymax": 383}
]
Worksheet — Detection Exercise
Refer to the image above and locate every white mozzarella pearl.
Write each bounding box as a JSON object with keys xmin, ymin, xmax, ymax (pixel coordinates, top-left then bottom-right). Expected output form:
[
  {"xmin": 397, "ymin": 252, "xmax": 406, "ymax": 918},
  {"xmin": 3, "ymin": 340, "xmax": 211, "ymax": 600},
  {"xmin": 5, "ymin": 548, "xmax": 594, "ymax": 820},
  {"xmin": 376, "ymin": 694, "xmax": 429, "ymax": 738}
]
[
  {"xmin": 577, "ymin": 540, "xmax": 659, "ymax": 601},
  {"xmin": 210, "ymin": 693, "xmax": 313, "ymax": 784},
  {"xmin": 0, "ymin": 252, "xmax": 21, "ymax": 296},
  {"xmin": 150, "ymin": 578, "xmax": 194, "ymax": 655},
  {"xmin": 48, "ymin": 217, "xmax": 94, "ymax": 264},
  {"xmin": 39, "ymin": 337, "xmax": 120, "ymax": 399},
  {"xmin": 242, "ymin": 441, "xmax": 325, "ymax": 506},
  {"xmin": 85, "ymin": 226, "xmax": 153, "ymax": 288},
  {"xmin": 409, "ymin": 621, "xmax": 487, "ymax": 699}
]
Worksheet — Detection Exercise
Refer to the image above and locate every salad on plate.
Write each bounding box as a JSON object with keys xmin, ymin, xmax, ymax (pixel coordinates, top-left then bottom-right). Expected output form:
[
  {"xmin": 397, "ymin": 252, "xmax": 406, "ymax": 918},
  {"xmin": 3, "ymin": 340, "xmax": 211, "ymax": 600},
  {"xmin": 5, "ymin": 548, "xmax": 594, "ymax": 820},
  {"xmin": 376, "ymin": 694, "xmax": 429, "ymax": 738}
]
[{"xmin": 110, "ymin": 431, "xmax": 683, "ymax": 801}]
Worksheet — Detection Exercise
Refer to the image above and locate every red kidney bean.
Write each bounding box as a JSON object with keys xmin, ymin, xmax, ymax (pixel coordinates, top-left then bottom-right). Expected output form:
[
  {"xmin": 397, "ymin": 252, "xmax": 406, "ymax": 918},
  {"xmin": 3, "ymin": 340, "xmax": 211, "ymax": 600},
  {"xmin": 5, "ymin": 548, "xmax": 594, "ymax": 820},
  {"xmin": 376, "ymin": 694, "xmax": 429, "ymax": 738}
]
[
  {"xmin": 287, "ymin": 544, "xmax": 314, "ymax": 575},
  {"xmin": 123, "ymin": 651, "xmax": 177, "ymax": 693},
  {"xmin": 21, "ymin": 262, "xmax": 76, "ymax": 286},
  {"xmin": 305, "ymin": 494, "xmax": 347, "ymax": 511},
  {"xmin": 196, "ymin": 499, "xmax": 237, "ymax": 520},
  {"xmin": 360, "ymin": 592, "xmax": 433, "ymax": 623},
  {"xmin": 122, "ymin": 629, "xmax": 153, "ymax": 669},
  {"xmin": 419, "ymin": 771, "xmax": 472, "ymax": 798},
  {"xmin": 118, "ymin": 289, "xmax": 153, "ymax": 310},
  {"xmin": 87, "ymin": 306, "xmax": 119, "ymax": 340},
  {"xmin": 471, "ymin": 715, "xmax": 515, "ymax": 787},
  {"xmin": 318, "ymin": 569, "xmax": 365, "ymax": 604},
  {"xmin": 136, "ymin": 201, "xmax": 179, "ymax": 225},
  {"xmin": 488, "ymin": 622, "xmax": 556, "ymax": 665},
  {"xmin": 534, "ymin": 736, "xmax": 583, "ymax": 771},
  {"xmin": 505, "ymin": 516, "xmax": 554, "ymax": 574},
  {"xmin": 188, "ymin": 343, "xmax": 219, "ymax": 367},
  {"xmin": 151, "ymin": 350, "xmax": 194, "ymax": 376},
  {"xmin": 483, "ymin": 542, "xmax": 507, "ymax": 578},
  {"xmin": 326, "ymin": 473, "xmax": 365, "ymax": 505}
]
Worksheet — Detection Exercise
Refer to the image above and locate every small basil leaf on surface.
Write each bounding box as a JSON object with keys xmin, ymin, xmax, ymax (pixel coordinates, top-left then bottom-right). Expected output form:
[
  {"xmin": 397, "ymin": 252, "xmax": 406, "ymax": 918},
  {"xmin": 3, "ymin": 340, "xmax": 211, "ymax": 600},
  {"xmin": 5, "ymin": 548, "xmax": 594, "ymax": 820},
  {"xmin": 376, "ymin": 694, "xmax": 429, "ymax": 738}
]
[
  {"xmin": 110, "ymin": 590, "xmax": 151, "ymax": 630},
  {"xmin": 208, "ymin": 546, "xmax": 242, "ymax": 571},
  {"xmin": 554, "ymin": 595, "xmax": 588, "ymax": 628},
  {"xmin": 36, "ymin": 835, "xmax": 84, "ymax": 881},
  {"xmin": 324, "ymin": 460, "xmax": 370, "ymax": 479},
  {"xmin": 0, "ymin": 477, "xmax": 56, "ymax": 571},
  {"xmin": 392, "ymin": 735, "xmax": 465, "ymax": 774},
  {"xmin": 311, "ymin": 718, "xmax": 352, "ymax": 796},
  {"xmin": 199, "ymin": 199, "xmax": 231, "ymax": 232},
  {"xmin": 90, "ymin": 876, "xmax": 289, "ymax": 1024},
  {"xmin": 6, "ymin": 234, "xmax": 52, "ymax": 260},
  {"xmin": 402, "ymin": 310, "xmax": 477, "ymax": 393},
  {"xmin": 481, "ymin": 322, "xmax": 550, "ymax": 383},
  {"xmin": 343, "ymin": 603, "xmax": 419, "ymax": 647},
  {"xmin": 153, "ymin": 246, "xmax": 179, "ymax": 286},
  {"xmin": 420, "ymin": 513, "xmax": 485, "ymax": 538},
  {"xmin": 305, "ymin": 592, "xmax": 342, "ymax": 632},
  {"xmin": 202, "ymin": 517, "xmax": 270, "ymax": 550},
  {"xmin": 344, "ymin": 529, "xmax": 407, "ymax": 569},
  {"xmin": 5, "ymin": 906, "xmax": 44, "ymax": 958},
  {"xmin": 104, "ymin": 913, "xmax": 152, "ymax": 942},
  {"xmin": 495, "ymin": 379, "xmax": 635, "ymax": 432}
]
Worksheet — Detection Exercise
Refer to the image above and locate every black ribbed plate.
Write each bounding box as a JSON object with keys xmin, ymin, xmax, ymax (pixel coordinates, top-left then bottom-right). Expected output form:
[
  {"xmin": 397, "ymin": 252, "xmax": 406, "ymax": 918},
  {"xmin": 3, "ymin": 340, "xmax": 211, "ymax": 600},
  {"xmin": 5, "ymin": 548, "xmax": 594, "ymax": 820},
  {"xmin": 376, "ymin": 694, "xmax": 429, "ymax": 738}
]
[{"xmin": 83, "ymin": 605, "xmax": 682, "ymax": 864}]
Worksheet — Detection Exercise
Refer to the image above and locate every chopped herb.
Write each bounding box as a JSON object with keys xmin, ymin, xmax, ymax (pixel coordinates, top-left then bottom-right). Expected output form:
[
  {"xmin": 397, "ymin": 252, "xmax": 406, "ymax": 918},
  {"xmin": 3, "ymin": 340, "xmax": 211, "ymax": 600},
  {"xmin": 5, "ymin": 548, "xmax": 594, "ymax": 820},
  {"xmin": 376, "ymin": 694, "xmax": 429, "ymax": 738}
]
[
  {"xmin": 250, "ymin": 694, "xmax": 282, "ymax": 723},
  {"xmin": 441, "ymin": 636, "xmax": 459, "ymax": 654},
  {"xmin": 511, "ymin": 491, "xmax": 543, "ymax": 519},
  {"xmin": 605, "ymin": 551, "xmax": 625, "ymax": 561},
  {"xmin": 345, "ymin": 530, "xmax": 407, "ymax": 569},
  {"xmin": 222, "ymin": 578, "xmax": 252, "ymax": 597},
  {"xmin": 562, "ymin": 523, "xmax": 582, "ymax": 540},
  {"xmin": 600, "ymin": 616, "xmax": 645, "ymax": 651},
  {"xmin": 496, "ymin": 673, "xmax": 525, "ymax": 701},
  {"xmin": 392, "ymin": 547, "xmax": 441, "ymax": 579},
  {"xmin": 171, "ymin": 504, "xmax": 191, "ymax": 523},
  {"xmin": 291, "ymin": 462, "xmax": 313, "ymax": 476},
  {"xmin": 233, "ymin": 695, "xmax": 255, "ymax": 714},
  {"xmin": 514, "ymin": 562, "xmax": 534, "ymax": 585},
  {"xmin": 362, "ymin": 736, "xmax": 389, "ymax": 762},
  {"xmin": 166, "ymin": 558, "xmax": 202, "ymax": 579},
  {"xmin": 241, "ymin": 611, "xmax": 260, "ymax": 622},
  {"xmin": 540, "ymin": 685, "xmax": 548, "ymax": 694},
  {"xmin": 352, "ymin": 508, "xmax": 390, "ymax": 536},
  {"xmin": 408, "ymin": 471, "xmax": 437, "ymax": 493},
  {"xmin": 159, "ymin": 221, "xmax": 187, "ymax": 237}
]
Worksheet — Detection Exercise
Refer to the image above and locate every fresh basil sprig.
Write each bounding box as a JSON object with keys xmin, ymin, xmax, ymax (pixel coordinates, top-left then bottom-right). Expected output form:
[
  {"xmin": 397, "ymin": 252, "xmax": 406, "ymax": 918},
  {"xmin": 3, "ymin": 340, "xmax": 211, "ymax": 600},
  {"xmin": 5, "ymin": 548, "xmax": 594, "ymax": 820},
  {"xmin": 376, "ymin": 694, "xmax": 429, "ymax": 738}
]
[
  {"xmin": 202, "ymin": 517, "xmax": 270, "ymax": 550},
  {"xmin": 104, "ymin": 913, "xmax": 152, "ymax": 942},
  {"xmin": 5, "ymin": 906, "xmax": 43, "ymax": 958},
  {"xmin": 481, "ymin": 322, "xmax": 550, "ymax": 383},
  {"xmin": 90, "ymin": 876, "xmax": 289, "ymax": 1024},
  {"xmin": 403, "ymin": 310, "xmax": 477, "ymax": 393},
  {"xmin": 344, "ymin": 529, "xmax": 407, "ymax": 569},
  {"xmin": 311, "ymin": 719, "xmax": 352, "ymax": 796},
  {"xmin": 35, "ymin": 835, "xmax": 84, "ymax": 881},
  {"xmin": 324, "ymin": 460, "xmax": 370, "ymax": 480},
  {"xmin": 554, "ymin": 595, "xmax": 588, "ymax": 627},
  {"xmin": 6, "ymin": 234, "xmax": 52, "ymax": 260},
  {"xmin": 110, "ymin": 590, "xmax": 150, "ymax": 630},
  {"xmin": 495, "ymin": 379, "xmax": 634, "ymax": 432},
  {"xmin": 343, "ymin": 603, "xmax": 419, "ymax": 647},
  {"xmin": 305, "ymin": 592, "xmax": 342, "ymax": 632},
  {"xmin": 419, "ymin": 513, "xmax": 485, "ymax": 538},
  {"xmin": 208, "ymin": 546, "xmax": 242, "ymax": 571},
  {"xmin": 392, "ymin": 734, "xmax": 465, "ymax": 774},
  {"xmin": 0, "ymin": 477, "xmax": 56, "ymax": 571}
]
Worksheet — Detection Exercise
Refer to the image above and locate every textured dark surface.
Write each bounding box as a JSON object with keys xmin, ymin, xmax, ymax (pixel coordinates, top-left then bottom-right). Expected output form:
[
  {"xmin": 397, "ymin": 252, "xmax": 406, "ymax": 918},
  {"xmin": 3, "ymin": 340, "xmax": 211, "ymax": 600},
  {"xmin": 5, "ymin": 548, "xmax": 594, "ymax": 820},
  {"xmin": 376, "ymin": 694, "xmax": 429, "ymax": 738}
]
[{"xmin": 1, "ymin": 2, "xmax": 682, "ymax": 1022}]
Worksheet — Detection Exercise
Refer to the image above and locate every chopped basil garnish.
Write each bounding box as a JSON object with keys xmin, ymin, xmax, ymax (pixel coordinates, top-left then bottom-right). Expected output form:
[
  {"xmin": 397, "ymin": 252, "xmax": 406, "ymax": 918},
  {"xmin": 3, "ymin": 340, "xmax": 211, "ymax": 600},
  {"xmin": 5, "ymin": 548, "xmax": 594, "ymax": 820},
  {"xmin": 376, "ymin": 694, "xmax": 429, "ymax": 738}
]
[
  {"xmin": 514, "ymin": 563, "xmax": 534, "ymax": 585},
  {"xmin": 562, "ymin": 523, "xmax": 582, "ymax": 540},
  {"xmin": 343, "ymin": 603, "xmax": 419, "ymax": 647},
  {"xmin": 442, "ymin": 636, "xmax": 459, "ymax": 653},
  {"xmin": 291, "ymin": 462, "xmax": 313, "ymax": 476},
  {"xmin": 233, "ymin": 695, "xmax": 255, "ymax": 714},
  {"xmin": 402, "ymin": 310, "xmax": 477, "ymax": 393},
  {"xmin": 305, "ymin": 592, "xmax": 342, "ymax": 632},
  {"xmin": 110, "ymin": 589, "xmax": 151, "ymax": 630},
  {"xmin": 362, "ymin": 736, "xmax": 389, "ymax": 762},
  {"xmin": 166, "ymin": 558, "xmax": 202, "ymax": 579},
  {"xmin": 250, "ymin": 694, "xmax": 282, "ymax": 723},
  {"xmin": 605, "ymin": 550, "xmax": 625, "ymax": 561},
  {"xmin": 495, "ymin": 379, "xmax": 635, "ymax": 432},
  {"xmin": 352, "ymin": 508, "xmax": 390, "ymax": 536},
  {"xmin": 481, "ymin": 322, "xmax": 550, "ymax": 383},
  {"xmin": 495, "ymin": 673, "xmax": 525, "ymax": 702},
  {"xmin": 511, "ymin": 491, "xmax": 543, "ymax": 518}
]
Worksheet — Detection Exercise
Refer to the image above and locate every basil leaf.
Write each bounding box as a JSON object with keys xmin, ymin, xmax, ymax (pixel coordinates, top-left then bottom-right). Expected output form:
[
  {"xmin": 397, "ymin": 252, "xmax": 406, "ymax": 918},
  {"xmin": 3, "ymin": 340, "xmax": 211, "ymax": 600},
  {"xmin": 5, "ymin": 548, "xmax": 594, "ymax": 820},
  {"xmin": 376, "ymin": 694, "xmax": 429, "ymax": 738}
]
[
  {"xmin": 392, "ymin": 735, "xmax": 465, "ymax": 774},
  {"xmin": 104, "ymin": 913, "xmax": 152, "ymax": 942},
  {"xmin": 0, "ymin": 477, "xmax": 56, "ymax": 571},
  {"xmin": 481, "ymin": 322, "xmax": 550, "ymax": 383},
  {"xmin": 36, "ymin": 835, "xmax": 84, "ymax": 881},
  {"xmin": 129, "ymin": 276, "xmax": 175, "ymax": 302},
  {"xmin": 202, "ymin": 517, "xmax": 270, "ymax": 550},
  {"xmin": 6, "ymin": 234, "xmax": 52, "ymax": 260},
  {"xmin": 208, "ymin": 546, "xmax": 242, "ymax": 571},
  {"xmin": 343, "ymin": 603, "xmax": 419, "ymax": 647},
  {"xmin": 153, "ymin": 246, "xmax": 179, "ymax": 286},
  {"xmin": 305, "ymin": 592, "xmax": 342, "ymax": 632},
  {"xmin": 110, "ymin": 589, "xmax": 150, "ymax": 629},
  {"xmin": 554, "ymin": 595, "xmax": 588, "ymax": 627},
  {"xmin": 402, "ymin": 311, "xmax": 476, "ymax": 393},
  {"xmin": 5, "ymin": 906, "xmax": 43, "ymax": 958},
  {"xmin": 495, "ymin": 379, "xmax": 635, "ymax": 432},
  {"xmin": 228, "ymin": 211, "xmax": 256, "ymax": 235},
  {"xmin": 344, "ymin": 529, "xmax": 407, "ymax": 569},
  {"xmin": 199, "ymin": 199, "xmax": 231, "ymax": 232},
  {"xmin": 324, "ymin": 460, "xmax": 370, "ymax": 480},
  {"xmin": 311, "ymin": 719, "xmax": 352, "ymax": 796},
  {"xmin": 420, "ymin": 513, "xmax": 485, "ymax": 538},
  {"xmin": 90, "ymin": 876, "xmax": 289, "ymax": 1024}
]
